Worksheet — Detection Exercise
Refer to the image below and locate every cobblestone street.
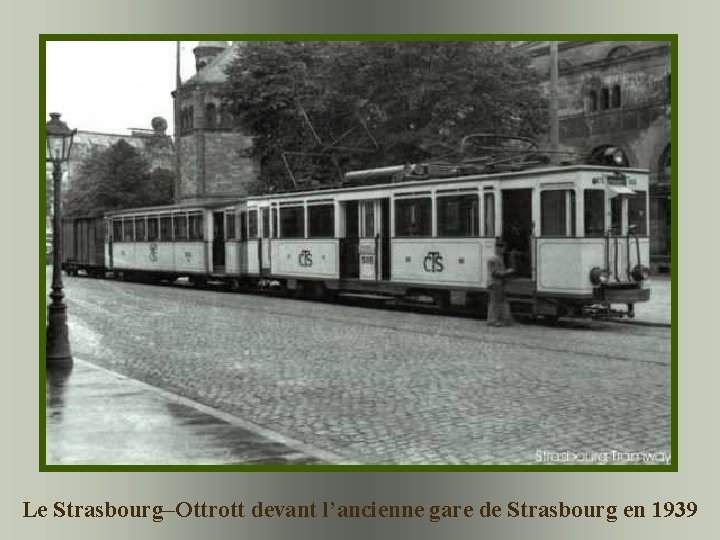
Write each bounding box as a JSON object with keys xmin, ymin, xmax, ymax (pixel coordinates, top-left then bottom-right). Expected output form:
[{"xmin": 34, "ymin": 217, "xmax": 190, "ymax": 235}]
[{"xmin": 47, "ymin": 271, "xmax": 671, "ymax": 465}]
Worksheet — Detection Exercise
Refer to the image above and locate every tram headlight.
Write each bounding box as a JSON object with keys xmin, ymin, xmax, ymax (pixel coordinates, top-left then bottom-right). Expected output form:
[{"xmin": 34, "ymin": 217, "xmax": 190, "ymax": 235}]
[
  {"xmin": 590, "ymin": 267, "xmax": 609, "ymax": 285},
  {"xmin": 603, "ymin": 146, "xmax": 627, "ymax": 166},
  {"xmin": 631, "ymin": 264, "xmax": 650, "ymax": 282},
  {"xmin": 612, "ymin": 149, "xmax": 625, "ymax": 165}
]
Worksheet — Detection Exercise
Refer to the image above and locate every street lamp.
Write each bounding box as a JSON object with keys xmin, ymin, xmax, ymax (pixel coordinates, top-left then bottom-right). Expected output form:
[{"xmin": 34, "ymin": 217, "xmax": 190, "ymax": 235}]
[{"xmin": 46, "ymin": 112, "xmax": 76, "ymax": 367}]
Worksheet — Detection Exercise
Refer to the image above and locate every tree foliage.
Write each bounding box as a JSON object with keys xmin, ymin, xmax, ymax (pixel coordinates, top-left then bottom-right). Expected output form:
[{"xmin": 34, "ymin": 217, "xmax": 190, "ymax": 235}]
[
  {"xmin": 221, "ymin": 41, "xmax": 548, "ymax": 190},
  {"xmin": 63, "ymin": 140, "xmax": 174, "ymax": 216}
]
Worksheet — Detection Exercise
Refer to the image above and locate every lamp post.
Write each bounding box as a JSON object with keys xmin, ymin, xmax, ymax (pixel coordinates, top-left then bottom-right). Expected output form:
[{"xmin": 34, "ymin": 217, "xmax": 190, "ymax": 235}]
[{"xmin": 46, "ymin": 112, "xmax": 76, "ymax": 368}]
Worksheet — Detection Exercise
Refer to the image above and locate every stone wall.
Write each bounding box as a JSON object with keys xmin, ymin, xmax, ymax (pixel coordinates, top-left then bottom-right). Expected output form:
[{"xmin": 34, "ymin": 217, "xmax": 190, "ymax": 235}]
[
  {"xmin": 520, "ymin": 40, "xmax": 672, "ymax": 273},
  {"xmin": 204, "ymin": 132, "xmax": 258, "ymax": 195},
  {"xmin": 177, "ymin": 131, "xmax": 259, "ymax": 203},
  {"xmin": 525, "ymin": 41, "xmax": 671, "ymax": 169},
  {"xmin": 178, "ymin": 135, "xmax": 199, "ymax": 198}
]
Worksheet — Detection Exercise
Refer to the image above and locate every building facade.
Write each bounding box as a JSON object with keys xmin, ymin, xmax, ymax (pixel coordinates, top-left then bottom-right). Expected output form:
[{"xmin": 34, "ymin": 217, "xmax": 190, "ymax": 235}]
[
  {"xmin": 172, "ymin": 41, "xmax": 259, "ymax": 205},
  {"xmin": 46, "ymin": 118, "xmax": 175, "ymax": 236},
  {"xmin": 67, "ymin": 118, "xmax": 176, "ymax": 182},
  {"xmin": 517, "ymin": 41, "xmax": 671, "ymax": 273}
]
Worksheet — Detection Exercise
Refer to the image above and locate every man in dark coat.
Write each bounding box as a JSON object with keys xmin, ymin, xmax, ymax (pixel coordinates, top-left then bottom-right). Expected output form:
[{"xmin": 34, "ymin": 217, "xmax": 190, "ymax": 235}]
[{"xmin": 487, "ymin": 238, "xmax": 515, "ymax": 326}]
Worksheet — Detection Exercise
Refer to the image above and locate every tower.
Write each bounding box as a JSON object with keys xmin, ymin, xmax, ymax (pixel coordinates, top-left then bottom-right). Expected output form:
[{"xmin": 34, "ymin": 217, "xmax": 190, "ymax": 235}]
[
  {"xmin": 193, "ymin": 41, "xmax": 227, "ymax": 72},
  {"xmin": 173, "ymin": 42, "xmax": 259, "ymax": 204}
]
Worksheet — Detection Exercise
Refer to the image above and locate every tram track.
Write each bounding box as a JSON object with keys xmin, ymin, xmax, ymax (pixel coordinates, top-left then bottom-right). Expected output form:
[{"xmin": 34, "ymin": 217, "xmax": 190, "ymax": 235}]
[{"xmin": 65, "ymin": 274, "xmax": 670, "ymax": 369}]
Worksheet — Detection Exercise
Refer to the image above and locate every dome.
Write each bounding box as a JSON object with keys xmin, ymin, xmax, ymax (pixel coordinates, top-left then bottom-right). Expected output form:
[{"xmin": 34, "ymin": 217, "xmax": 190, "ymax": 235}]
[{"xmin": 151, "ymin": 116, "xmax": 168, "ymax": 134}]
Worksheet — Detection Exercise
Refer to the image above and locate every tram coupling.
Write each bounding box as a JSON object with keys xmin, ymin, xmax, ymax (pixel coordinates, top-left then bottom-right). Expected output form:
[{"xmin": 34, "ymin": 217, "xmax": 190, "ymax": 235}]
[{"xmin": 583, "ymin": 303, "xmax": 636, "ymax": 319}]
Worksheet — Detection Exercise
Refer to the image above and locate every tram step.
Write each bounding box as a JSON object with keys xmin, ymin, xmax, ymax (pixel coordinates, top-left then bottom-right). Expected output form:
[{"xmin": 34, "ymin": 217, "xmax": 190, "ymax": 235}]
[
  {"xmin": 507, "ymin": 297, "xmax": 535, "ymax": 304},
  {"xmin": 337, "ymin": 292, "xmax": 396, "ymax": 301}
]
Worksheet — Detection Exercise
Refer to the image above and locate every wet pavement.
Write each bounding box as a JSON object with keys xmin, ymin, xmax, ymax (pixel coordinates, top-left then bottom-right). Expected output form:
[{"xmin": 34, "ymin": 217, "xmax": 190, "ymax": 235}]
[{"xmin": 45, "ymin": 360, "xmax": 341, "ymax": 465}]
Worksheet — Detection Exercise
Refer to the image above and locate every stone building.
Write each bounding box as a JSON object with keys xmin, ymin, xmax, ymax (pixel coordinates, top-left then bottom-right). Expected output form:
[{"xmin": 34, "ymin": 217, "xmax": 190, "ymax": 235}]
[
  {"xmin": 171, "ymin": 41, "xmax": 259, "ymax": 204},
  {"xmin": 516, "ymin": 41, "xmax": 672, "ymax": 273},
  {"xmin": 66, "ymin": 117, "xmax": 175, "ymax": 182},
  {"xmin": 46, "ymin": 117, "xmax": 175, "ymax": 232}
]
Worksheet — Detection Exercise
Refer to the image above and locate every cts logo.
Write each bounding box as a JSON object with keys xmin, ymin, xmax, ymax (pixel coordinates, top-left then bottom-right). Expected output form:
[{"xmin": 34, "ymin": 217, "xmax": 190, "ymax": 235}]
[
  {"xmin": 149, "ymin": 243, "xmax": 158, "ymax": 262},
  {"xmin": 298, "ymin": 249, "xmax": 313, "ymax": 267},
  {"xmin": 423, "ymin": 251, "xmax": 444, "ymax": 272}
]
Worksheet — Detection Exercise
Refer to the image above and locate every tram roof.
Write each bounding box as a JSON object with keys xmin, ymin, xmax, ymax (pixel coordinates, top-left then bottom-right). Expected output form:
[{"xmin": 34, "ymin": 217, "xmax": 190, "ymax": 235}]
[
  {"xmin": 103, "ymin": 200, "xmax": 231, "ymax": 218},
  {"xmin": 241, "ymin": 164, "xmax": 650, "ymax": 203},
  {"xmin": 102, "ymin": 163, "xmax": 649, "ymax": 217}
]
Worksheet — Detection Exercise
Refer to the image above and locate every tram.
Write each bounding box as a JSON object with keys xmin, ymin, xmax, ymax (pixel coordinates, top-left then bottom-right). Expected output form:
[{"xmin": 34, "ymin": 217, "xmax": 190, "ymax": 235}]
[{"xmin": 63, "ymin": 138, "xmax": 651, "ymax": 321}]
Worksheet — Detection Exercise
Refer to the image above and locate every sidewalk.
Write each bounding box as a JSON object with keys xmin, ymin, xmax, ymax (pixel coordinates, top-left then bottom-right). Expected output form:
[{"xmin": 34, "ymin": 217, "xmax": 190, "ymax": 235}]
[
  {"xmin": 45, "ymin": 359, "xmax": 343, "ymax": 466},
  {"xmin": 616, "ymin": 277, "xmax": 672, "ymax": 326}
]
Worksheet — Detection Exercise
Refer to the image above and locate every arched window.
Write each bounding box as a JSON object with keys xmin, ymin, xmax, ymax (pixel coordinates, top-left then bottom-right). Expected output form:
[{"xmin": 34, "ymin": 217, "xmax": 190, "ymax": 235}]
[
  {"xmin": 221, "ymin": 106, "xmax": 234, "ymax": 128},
  {"xmin": 601, "ymin": 88, "xmax": 610, "ymax": 110},
  {"xmin": 588, "ymin": 89, "xmax": 598, "ymax": 112},
  {"xmin": 611, "ymin": 85, "xmax": 621, "ymax": 108},
  {"xmin": 205, "ymin": 103, "xmax": 217, "ymax": 128}
]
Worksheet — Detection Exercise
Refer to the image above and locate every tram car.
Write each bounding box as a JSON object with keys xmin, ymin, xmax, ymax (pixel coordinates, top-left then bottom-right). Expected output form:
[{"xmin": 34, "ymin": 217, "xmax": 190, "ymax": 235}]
[{"xmin": 62, "ymin": 142, "xmax": 651, "ymax": 321}]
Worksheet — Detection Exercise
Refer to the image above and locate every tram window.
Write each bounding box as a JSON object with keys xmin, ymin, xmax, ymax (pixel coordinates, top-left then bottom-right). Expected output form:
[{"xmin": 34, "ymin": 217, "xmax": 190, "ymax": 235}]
[
  {"xmin": 541, "ymin": 190, "xmax": 576, "ymax": 236},
  {"xmin": 261, "ymin": 208, "xmax": 270, "ymax": 239},
  {"xmin": 308, "ymin": 204, "xmax": 335, "ymax": 238},
  {"xmin": 226, "ymin": 213, "xmax": 236, "ymax": 240},
  {"xmin": 134, "ymin": 217, "xmax": 146, "ymax": 242},
  {"xmin": 395, "ymin": 198, "xmax": 431, "ymax": 237},
  {"xmin": 147, "ymin": 217, "xmax": 158, "ymax": 241},
  {"xmin": 484, "ymin": 193, "xmax": 495, "ymax": 237},
  {"xmin": 248, "ymin": 210, "xmax": 258, "ymax": 238},
  {"xmin": 628, "ymin": 190, "xmax": 647, "ymax": 235},
  {"xmin": 610, "ymin": 197, "xmax": 621, "ymax": 234},
  {"xmin": 159, "ymin": 216, "xmax": 172, "ymax": 241},
  {"xmin": 121, "ymin": 218, "xmax": 133, "ymax": 242},
  {"xmin": 438, "ymin": 195, "xmax": 479, "ymax": 237},
  {"xmin": 363, "ymin": 204, "xmax": 375, "ymax": 238},
  {"xmin": 174, "ymin": 214, "xmax": 188, "ymax": 241},
  {"xmin": 112, "ymin": 219, "xmax": 123, "ymax": 242},
  {"xmin": 280, "ymin": 206, "xmax": 305, "ymax": 238},
  {"xmin": 188, "ymin": 213, "xmax": 204, "ymax": 240},
  {"xmin": 272, "ymin": 208, "xmax": 278, "ymax": 238},
  {"xmin": 584, "ymin": 190, "xmax": 605, "ymax": 237},
  {"xmin": 239, "ymin": 212, "xmax": 247, "ymax": 240}
]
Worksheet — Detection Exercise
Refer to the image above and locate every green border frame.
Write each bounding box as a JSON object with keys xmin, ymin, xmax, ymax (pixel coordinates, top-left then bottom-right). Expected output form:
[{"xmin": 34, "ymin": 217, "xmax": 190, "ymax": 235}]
[{"xmin": 40, "ymin": 34, "xmax": 677, "ymax": 472}]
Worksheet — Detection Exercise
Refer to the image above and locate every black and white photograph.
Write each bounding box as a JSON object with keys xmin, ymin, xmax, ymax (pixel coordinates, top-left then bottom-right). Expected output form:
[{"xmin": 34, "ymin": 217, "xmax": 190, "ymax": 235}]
[{"xmin": 44, "ymin": 39, "xmax": 672, "ymax": 467}]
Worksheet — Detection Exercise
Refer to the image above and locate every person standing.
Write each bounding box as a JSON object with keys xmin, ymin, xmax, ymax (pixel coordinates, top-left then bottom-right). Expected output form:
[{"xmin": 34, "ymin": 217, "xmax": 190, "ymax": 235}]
[{"xmin": 487, "ymin": 238, "xmax": 515, "ymax": 326}]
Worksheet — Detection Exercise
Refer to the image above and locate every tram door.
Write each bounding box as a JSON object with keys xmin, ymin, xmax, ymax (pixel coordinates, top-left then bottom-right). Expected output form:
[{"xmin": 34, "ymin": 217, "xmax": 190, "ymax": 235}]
[
  {"xmin": 212, "ymin": 211, "xmax": 225, "ymax": 273},
  {"xmin": 501, "ymin": 189, "xmax": 533, "ymax": 278},
  {"xmin": 358, "ymin": 199, "xmax": 390, "ymax": 281},
  {"xmin": 340, "ymin": 201, "xmax": 359, "ymax": 279},
  {"xmin": 259, "ymin": 208, "xmax": 271, "ymax": 276}
]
